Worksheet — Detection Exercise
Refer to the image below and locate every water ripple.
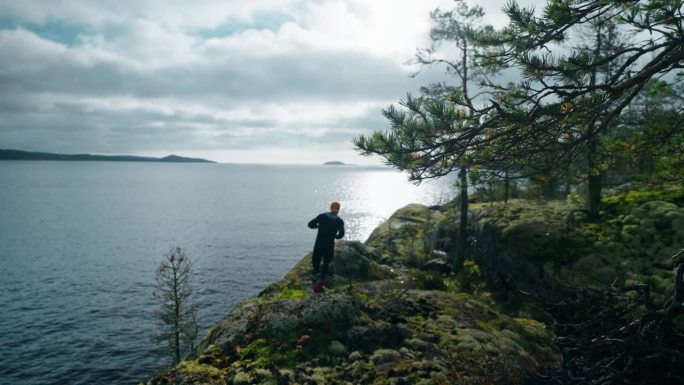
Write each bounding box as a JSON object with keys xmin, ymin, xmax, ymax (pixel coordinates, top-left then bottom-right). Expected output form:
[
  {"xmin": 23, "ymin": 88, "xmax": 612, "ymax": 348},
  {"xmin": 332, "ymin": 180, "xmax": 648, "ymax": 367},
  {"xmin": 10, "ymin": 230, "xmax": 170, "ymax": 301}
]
[{"xmin": 0, "ymin": 163, "xmax": 455, "ymax": 385}]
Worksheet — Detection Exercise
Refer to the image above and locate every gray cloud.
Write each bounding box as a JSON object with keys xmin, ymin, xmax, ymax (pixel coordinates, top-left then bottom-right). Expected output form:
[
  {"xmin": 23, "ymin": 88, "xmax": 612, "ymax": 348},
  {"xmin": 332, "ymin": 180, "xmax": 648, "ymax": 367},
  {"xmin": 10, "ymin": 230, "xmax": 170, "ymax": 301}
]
[
  {"xmin": 0, "ymin": 1, "xmax": 537, "ymax": 163},
  {"xmin": 0, "ymin": 28, "xmax": 419, "ymax": 102}
]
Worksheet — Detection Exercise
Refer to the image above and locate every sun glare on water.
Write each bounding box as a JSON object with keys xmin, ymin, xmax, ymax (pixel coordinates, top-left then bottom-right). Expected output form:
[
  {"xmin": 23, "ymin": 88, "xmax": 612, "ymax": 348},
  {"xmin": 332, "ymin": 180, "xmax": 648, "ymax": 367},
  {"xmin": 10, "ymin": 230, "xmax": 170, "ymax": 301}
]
[{"xmin": 328, "ymin": 169, "xmax": 454, "ymax": 241}]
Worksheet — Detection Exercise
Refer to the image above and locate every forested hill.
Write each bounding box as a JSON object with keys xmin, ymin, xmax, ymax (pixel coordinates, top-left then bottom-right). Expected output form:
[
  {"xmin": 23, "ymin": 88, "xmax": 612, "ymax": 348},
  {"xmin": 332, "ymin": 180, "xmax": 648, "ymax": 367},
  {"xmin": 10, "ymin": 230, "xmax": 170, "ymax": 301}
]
[{"xmin": 0, "ymin": 149, "xmax": 215, "ymax": 163}]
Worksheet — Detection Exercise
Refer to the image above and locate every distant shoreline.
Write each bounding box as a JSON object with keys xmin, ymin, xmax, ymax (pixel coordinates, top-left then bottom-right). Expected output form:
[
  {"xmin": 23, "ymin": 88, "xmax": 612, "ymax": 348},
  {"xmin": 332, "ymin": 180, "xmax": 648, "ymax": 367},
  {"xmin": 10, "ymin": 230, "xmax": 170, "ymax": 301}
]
[
  {"xmin": 323, "ymin": 161, "xmax": 352, "ymax": 166},
  {"xmin": 0, "ymin": 149, "xmax": 215, "ymax": 163}
]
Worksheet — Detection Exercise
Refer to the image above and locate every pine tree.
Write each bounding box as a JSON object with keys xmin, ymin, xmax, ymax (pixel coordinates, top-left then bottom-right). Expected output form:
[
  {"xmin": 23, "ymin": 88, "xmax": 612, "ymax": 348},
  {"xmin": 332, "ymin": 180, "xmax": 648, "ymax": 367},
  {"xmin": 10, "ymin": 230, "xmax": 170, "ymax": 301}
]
[
  {"xmin": 478, "ymin": 0, "xmax": 684, "ymax": 216},
  {"xmin": 355, "ymin": 1, "xmax": 504, "ymax": 272},
  {"xmin": 153, "ymin": 246, "xmax": 199, "ymax": 364},
  {"xmin": 356, "ymin": 0, "xmax": 683, "ymax": 222}
]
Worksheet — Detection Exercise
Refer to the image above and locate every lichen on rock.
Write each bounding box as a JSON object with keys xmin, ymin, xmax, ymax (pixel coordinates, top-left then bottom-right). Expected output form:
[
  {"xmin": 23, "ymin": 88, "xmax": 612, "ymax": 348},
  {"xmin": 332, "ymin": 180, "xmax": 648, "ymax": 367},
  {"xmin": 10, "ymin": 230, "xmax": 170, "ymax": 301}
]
[{"xmin": 145, "ymin": 188, "xmax": 684, "ymax": 385}]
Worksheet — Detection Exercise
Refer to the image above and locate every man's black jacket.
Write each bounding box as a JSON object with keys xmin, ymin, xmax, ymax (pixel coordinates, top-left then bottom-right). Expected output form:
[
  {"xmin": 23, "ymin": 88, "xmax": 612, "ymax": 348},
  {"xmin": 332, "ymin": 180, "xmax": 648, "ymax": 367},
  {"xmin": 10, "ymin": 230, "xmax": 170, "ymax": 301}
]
[{"xmin": 308, "ymin": 212, "xmax": 345, "ymax": 256}]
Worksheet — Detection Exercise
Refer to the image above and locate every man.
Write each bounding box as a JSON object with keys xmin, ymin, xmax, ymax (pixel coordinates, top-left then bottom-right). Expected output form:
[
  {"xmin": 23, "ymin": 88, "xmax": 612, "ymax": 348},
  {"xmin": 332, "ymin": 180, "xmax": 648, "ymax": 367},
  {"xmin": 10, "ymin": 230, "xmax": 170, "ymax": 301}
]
[{"xmin": 308, "ymin": 201, "xmax": 345, "ymax": 292}]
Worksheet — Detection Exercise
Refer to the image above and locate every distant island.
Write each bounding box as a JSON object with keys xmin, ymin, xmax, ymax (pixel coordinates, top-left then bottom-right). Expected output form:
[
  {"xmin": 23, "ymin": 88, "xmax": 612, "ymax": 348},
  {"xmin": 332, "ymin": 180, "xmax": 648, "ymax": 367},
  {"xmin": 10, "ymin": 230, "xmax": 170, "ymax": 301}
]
[
  {"xmin": 0, "ymin": 149, "xmax": 215, "ymax": 163},
  {"xmin": 323, "ymin": 161, "xmax": 349, "ymax": 165}
]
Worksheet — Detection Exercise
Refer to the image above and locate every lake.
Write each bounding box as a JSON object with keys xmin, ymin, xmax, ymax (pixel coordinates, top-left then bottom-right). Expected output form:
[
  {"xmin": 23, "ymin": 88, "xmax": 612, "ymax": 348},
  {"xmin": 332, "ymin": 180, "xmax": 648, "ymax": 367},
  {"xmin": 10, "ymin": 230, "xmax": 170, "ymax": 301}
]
[{"xmin": 0, "ymin": 161, "xmax": 456, "ymax": 385}]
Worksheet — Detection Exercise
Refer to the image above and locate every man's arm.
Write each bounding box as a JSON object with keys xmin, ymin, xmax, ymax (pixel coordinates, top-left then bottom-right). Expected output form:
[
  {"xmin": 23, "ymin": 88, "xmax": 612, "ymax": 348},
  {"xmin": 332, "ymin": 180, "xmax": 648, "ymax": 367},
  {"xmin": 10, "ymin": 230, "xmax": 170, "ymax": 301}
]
[
  {"xmin": 335, "ymin": 219, "xmax": 345, "ymax": 239},
  {"xmin": 308, "ymin": 215, "xmax": 320, "ymax": 229}
]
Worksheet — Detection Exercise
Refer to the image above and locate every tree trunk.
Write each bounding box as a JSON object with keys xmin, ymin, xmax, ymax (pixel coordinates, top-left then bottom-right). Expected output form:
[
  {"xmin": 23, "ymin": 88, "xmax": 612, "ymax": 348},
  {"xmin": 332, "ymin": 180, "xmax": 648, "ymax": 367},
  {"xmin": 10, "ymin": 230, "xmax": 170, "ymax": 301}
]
[
  {"xmin": 504, "ymin": 169, "xmax": 509, "ymax": 204},
  {"xmin": 587, "ymin": 134, "xmax": 602, "ymax": 219},
  {"xmin": 453, "ymin": 166, "xmax": 468, "ymax": 272},
  {"xmin": 588, "ymin": 173, "xmax": 602, "ymax": 219},
  {"xmin": 637, "ymin": 152, "xmax": 655, "ymax": 179},
  {"xmin": 173, "ymin": 267, "xmax": 181, "ymax": 364},
  {"xmin": 586, "ymin": 26, "xmax": 603, "ymax": 220},
  {"xmin": 543, "ymin": 177, "xmax": 556, "ymax": 200}
]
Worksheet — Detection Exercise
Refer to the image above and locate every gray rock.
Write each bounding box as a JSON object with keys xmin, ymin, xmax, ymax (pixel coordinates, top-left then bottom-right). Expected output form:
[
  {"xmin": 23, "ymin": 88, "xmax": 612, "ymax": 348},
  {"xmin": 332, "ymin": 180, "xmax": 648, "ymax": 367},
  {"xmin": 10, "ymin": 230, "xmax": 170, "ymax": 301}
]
[
  {"xmin": 331, "ymin": 241, "xmax": 372, "ymax": 279},
  {"xmin": 196, "ymin": 301, "xmax": 259, "ymax": 354},
  {"xmin": 260, "ymin": 294, "xmax": 358, "ymax": 336},
  {"xmin": 430, "ymin": 250, "xmax": 449, "ymax": 260},
  {"xmin": 196, "ymin": 294, "xmax": 358, "ymax": 357},
  {"xmin": 424, "ymin": 259, "xmax": 451, "ymax": 274}
]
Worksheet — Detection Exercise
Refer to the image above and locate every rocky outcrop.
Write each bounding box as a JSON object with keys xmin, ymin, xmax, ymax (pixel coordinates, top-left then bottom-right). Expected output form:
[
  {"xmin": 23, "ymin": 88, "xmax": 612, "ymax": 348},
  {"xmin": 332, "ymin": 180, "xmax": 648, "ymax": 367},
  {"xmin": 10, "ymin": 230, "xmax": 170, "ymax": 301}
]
[
  {"xmin": 468, "ymin": 198, "xmax": 684, "ymax": 303},
  {"xmin": 144, "ymin": 187, "xmax": 684, "ymax": 385},
  {"xmin": 145, "ymin": 203, "xmax": 560, "ymax": 385}
]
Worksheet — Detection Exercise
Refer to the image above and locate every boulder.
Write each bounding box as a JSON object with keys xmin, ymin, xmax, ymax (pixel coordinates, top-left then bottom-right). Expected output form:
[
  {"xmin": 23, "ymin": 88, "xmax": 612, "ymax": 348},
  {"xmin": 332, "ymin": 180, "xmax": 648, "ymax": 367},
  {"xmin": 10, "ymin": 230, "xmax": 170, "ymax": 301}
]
[
  {"xmin": 197, "ymin": 293, "xmax": 358, "ymax": 355},
  {"xmin": 259, "ymin": 293, "xmax": 358, "ymax": 337},
  {"xmin": 331, "ymin": 241, "xmax": 373, "ymax": 279}
]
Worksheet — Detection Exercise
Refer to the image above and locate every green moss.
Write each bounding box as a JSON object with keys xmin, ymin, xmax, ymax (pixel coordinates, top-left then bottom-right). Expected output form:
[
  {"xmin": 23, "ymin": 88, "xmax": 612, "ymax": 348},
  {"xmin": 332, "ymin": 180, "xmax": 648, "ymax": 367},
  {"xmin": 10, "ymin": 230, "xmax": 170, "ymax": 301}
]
[
  {"xmin": 349, "ymin": 286, "xmax": 371, "ymax": 302},
  {"xmin": 365, "ymin": 204, "xmax": 445, "ymax": 263},
  {"xmin": 254, "ymin": 368, "xmax": 275, "ymax": 384},
  {"xmin": 454, "ymin": 259, "xmax": 489, "ymax": 294},
  {"xmin": 474, "ymin": 319, "xmax": 493, "ymax": 332},
  {"xmin": 512, "ymin": 318, "xmax": 554, "ymax": 346},
  {"xmin": 177, "ymin": 360, "xmax": 226, "ymax": 382},
  {"xmin": 238, "ymin": 338, "xmax": 274, "ymax": 368},
  {"xmin": 477, "ymin": 200, "xmax": 589, "ymax": 264},
  {"xmin": 411, "ymin": 270, "xmax": 447, "ymax": 291},
  {"xmin": 328, "ymin": 340, "xmax": 348, "ymax": 357},
  {"xmin": 366, "ymin": 262, "xmax": 393, "ymax": 281},
  {"xmin": 470, "ymin": 194, "xmax": 683, "ymax": 303},
  {"xmin": 602, "ymin": 184, "xmax": 684, "ymax": 215},
  {"xmin": 235, "ymin": 334, "xmax": 309, "ymax": 371},
  {"xmin": 195, "ymin": 344, "xmax": 229, "ymax": 369},
  {"xmin": 231, "ymin": 371, "xmax": 252, "ymax": 385},
  {"xmin": 405, "ymin": 338, "xmax": 429, "ymax": 351},
  {"xmin": 154, "ymin": 198, "xmax": 594, "ymax": 385},
  {"xmin": 273, "ymin": 285, "xmax": 307, "ymax": 301},
  {"xmin": 370, "ymin": 349, "xmax": 401, "ymax": 365},
  {"xmin": 407, "ymin": 314, "xmax": 425, "ymax": 325}
]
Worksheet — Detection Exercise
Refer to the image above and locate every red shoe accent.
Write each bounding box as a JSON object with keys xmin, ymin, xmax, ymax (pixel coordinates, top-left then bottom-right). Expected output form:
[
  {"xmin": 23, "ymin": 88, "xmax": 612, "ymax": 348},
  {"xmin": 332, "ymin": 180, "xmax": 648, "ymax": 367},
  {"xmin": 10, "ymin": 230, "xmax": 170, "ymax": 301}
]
[{"xmin": 312, "ymin": 279, "xmax": 326, "ymax": 293}]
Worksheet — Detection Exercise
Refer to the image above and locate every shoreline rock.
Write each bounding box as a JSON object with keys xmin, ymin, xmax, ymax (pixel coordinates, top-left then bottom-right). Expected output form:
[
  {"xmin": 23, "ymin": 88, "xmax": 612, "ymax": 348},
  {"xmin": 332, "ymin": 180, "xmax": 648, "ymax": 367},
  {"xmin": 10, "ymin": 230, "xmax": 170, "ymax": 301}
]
[{"xmin": 144, "ymin": 187, "xmax": 684, "ymax": 385}]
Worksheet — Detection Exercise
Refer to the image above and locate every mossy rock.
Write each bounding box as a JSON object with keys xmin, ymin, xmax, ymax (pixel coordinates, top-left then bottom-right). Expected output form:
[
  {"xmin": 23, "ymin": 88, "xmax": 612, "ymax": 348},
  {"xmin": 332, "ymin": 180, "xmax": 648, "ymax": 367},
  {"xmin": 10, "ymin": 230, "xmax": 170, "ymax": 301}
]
[
  {"xmin": 231, "ymin": 371, "xmax": 251, "ymax": 385},
  {"xmin": 151, "ymin": 200, "xmax": 581, "ymax": 385},
  {"xmin": 601, "ymin": 184, "xmax": 684, "ymax": 215},
  {"xmin": 467, "ymin": 196, "xmax": 683, "ymax": 300},
  {"xmin": 258, "ymin": 294, "xmax": 359, "ymax": 337},
  {"xmin": 330, "ymin": 241, "xmax": 391, "ymax": 281},
  {"xmin": 370, "ymin": 349, "xmax": 402, "ymax": 365},
  {"xmin": 366, "ymin": 204, "xmax": 445, "ymax": 259},
  {"xmin": 474, "ymin": 200, "xmax": 589, "ymax": 264},
  {"xmin": 257, "ymin": 243, "xmax": 392, "ymax": 303},
  {"xmin": 328, "ymin": 340, "xmax": 348, "ymax": 357}
]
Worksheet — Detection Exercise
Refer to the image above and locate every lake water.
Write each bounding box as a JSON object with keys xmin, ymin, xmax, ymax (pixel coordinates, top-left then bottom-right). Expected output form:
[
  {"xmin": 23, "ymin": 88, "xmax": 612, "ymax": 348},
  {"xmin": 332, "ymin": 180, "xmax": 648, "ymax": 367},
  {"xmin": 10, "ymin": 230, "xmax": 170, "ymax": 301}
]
[{"xmin": 0, "ymin": 161, "xmax": 456, "ymax": 385}]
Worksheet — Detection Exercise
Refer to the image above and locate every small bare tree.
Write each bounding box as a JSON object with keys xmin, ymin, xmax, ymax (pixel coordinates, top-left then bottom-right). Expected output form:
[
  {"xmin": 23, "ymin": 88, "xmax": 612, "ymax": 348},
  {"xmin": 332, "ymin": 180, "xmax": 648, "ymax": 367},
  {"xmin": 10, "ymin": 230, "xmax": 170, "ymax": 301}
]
[{"xmin": 153, "ymin": 246, "xmax": 199, "ymax": 364}]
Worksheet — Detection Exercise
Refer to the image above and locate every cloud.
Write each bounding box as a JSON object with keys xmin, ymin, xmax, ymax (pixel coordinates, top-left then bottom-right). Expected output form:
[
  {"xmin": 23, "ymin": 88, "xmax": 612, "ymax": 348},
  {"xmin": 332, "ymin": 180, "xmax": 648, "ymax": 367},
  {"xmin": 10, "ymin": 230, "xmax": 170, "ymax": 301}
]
[
  {"xmin": 0, "ymin": 0, "xmax": 298, "ymax": 29},
  {"xmin": 0, "ymin": 0, "xmax": 533, "ymax": 164}
]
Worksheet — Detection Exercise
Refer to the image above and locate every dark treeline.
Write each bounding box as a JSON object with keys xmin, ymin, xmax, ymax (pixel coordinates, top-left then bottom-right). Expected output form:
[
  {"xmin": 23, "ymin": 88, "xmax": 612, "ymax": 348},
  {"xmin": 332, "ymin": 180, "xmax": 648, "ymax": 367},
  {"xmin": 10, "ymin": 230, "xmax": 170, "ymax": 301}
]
[{"xmin": 0, "ymin": 149, "xmax": 215, "ymax": 163}]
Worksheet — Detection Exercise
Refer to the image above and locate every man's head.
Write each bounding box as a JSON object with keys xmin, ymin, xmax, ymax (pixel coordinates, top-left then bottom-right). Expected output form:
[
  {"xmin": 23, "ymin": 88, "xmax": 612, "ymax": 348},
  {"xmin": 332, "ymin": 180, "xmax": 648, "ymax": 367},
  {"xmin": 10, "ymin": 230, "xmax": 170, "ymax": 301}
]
[{"xmin": 330, "ymin": 201, "xmax": 341, "ymax": 215}]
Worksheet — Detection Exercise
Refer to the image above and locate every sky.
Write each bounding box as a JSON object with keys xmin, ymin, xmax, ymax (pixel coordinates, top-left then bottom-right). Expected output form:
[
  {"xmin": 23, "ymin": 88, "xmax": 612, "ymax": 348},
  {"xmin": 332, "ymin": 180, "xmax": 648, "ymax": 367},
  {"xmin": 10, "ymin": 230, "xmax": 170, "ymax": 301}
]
[{"xmin": 0, "ymin": 0, "xmax": 542, "ymax": 164}]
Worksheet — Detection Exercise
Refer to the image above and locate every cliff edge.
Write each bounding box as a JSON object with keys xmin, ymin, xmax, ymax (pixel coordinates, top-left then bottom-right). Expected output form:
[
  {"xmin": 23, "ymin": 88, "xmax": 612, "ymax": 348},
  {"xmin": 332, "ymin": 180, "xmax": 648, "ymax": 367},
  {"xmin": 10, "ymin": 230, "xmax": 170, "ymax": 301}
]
[{"xmin": 144, "ymin": 185, "xmax": 684, "ymax": 385}]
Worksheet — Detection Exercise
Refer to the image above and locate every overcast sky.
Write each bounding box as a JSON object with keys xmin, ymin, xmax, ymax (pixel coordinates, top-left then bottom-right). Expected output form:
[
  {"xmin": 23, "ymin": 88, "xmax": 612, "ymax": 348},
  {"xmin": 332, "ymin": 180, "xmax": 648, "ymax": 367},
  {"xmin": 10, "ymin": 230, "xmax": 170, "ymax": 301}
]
[{"xmin": 0, "ymin": 0, "xmax": 542, "ymax": 164}]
